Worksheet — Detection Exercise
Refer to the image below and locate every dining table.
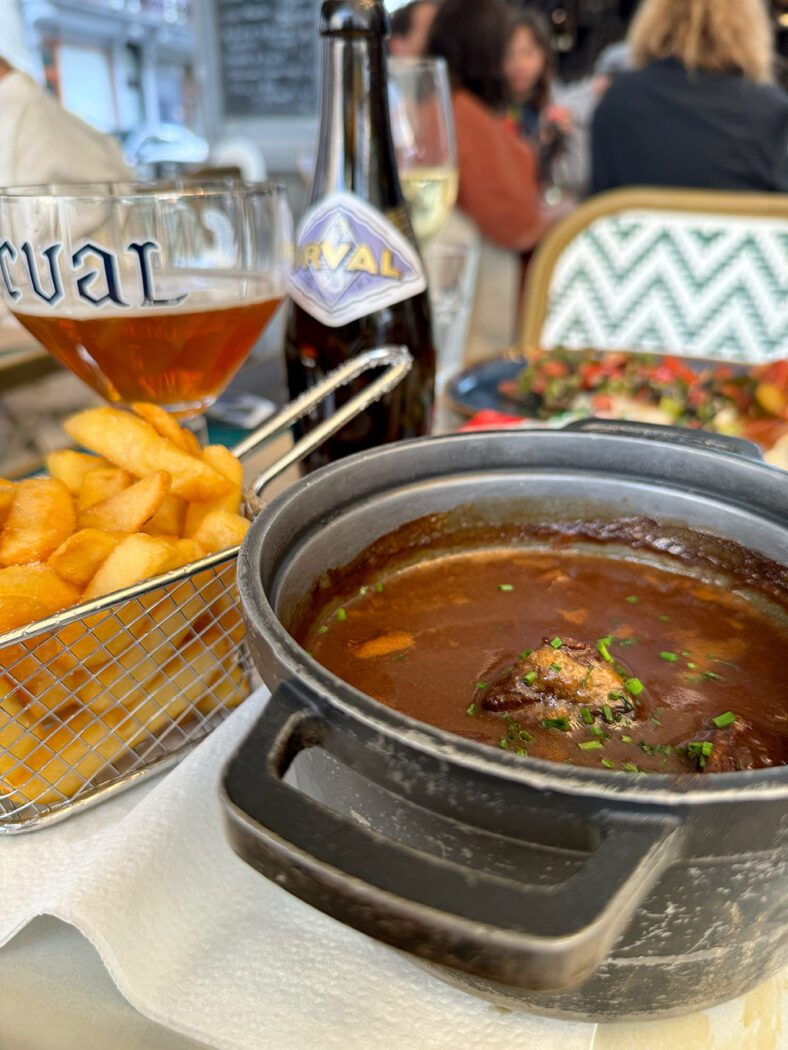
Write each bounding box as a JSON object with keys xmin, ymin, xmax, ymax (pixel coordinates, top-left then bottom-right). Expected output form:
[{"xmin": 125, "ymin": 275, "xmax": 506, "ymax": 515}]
[{"xmin": 0, "ymin": 326, "xmax": 785, "ymax": 1049}]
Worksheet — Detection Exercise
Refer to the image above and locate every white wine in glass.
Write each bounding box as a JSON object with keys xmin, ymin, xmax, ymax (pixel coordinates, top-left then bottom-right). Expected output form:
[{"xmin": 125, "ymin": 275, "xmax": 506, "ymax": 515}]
[
  {"xmin": 388, "ymin": 57, "xmax": 458, "ymax": 244},
  {"xmin": 398, "ymin": 167, "xmax": 460, "ymax": 243}
]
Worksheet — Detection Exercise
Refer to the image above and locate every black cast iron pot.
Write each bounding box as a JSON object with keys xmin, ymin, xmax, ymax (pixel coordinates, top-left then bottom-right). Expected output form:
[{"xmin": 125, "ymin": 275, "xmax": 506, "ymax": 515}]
[{"xmin": 221, "ymin": 421, "xmax": 788, "ymax": 1022}]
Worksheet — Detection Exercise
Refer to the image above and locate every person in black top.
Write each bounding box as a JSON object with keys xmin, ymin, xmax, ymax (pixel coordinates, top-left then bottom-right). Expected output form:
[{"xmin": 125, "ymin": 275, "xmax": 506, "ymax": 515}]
[{"xmin": 591, "ymin": 0, "xmax": 788, "ymax": 194}]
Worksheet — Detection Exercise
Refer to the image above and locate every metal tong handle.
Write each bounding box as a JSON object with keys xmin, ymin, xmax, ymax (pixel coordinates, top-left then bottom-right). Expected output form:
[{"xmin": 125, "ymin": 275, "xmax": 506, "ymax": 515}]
[{"xmin": 230, "ymin": 346, "xmax": 413, "ymax": 497}]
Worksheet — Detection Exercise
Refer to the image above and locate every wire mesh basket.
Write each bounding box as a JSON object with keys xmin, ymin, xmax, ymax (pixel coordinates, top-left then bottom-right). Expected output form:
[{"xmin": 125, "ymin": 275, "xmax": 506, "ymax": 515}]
[{"xmin": 0, "ymin": 347, "xmax": 412, "ymax": 832}]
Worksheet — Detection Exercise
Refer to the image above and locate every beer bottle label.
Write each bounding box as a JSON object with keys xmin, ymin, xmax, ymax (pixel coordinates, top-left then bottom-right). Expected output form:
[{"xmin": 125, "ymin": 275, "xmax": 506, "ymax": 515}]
[{"xmin": 289, "ymin": 191, "xmax": 427, "ymax": 328}]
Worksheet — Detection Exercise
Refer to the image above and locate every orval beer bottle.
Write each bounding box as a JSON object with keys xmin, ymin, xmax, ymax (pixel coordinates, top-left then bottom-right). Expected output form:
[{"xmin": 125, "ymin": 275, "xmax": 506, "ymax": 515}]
[{"xmin": 285, "ymin": 0, "xmax": 435, "ymax": 470}]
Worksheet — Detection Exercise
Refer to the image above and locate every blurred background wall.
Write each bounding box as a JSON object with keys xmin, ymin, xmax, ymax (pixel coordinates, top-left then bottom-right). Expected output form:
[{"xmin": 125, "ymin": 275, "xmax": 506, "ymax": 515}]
[{"xmin": 6, "ymin": 0, "xmax": 788, "ymax": 190}]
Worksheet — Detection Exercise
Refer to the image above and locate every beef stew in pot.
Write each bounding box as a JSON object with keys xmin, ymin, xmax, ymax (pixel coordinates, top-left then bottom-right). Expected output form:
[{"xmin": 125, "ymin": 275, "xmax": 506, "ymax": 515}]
[{"xmin": 297, "ymin": 529, "xmax": 788, "ymax": 776}]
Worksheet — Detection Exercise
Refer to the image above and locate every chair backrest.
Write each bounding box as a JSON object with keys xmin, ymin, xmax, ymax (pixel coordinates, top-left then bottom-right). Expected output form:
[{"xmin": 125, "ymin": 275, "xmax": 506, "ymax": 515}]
[{"xmin": 521, "ymin": 189, "xmax": 788, "ymax": 364}]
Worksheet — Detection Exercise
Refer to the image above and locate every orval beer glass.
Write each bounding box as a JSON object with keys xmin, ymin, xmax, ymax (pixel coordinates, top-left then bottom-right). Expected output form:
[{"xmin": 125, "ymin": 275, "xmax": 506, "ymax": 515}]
[{"xmin": 0, "ymin": 181, "xmax": 293, "ymax": 418}]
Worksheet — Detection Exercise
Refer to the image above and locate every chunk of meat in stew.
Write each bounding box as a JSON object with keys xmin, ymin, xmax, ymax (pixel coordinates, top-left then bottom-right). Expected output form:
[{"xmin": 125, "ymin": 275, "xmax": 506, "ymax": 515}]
[{"xmin": 481, "ymin": 638, "xmax": 638, "ymax": 724}]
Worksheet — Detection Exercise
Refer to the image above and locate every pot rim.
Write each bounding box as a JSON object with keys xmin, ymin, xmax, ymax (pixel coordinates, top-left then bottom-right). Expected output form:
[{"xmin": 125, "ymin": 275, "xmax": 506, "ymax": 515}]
[{"xmin": 240, "ymin": 428, "xmax": 788, "ymax": 806}]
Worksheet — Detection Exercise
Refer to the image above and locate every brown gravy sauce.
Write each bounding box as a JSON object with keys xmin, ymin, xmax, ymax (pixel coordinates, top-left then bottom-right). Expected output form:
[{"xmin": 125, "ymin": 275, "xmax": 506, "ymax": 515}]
[{"xmin": 296, "ymin": 526, "xmax": 787, "ymax": 775}]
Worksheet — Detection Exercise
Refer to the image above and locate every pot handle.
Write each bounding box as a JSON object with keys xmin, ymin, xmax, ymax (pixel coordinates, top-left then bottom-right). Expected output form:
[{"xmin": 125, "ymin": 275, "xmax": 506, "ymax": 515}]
[
  {"xmin": 563, "ymin": 417, "xmax": 763, "ymax": 461},
  {"xmin": 221, "ymin": 681, "xmax": 684, "ymax": 993}
]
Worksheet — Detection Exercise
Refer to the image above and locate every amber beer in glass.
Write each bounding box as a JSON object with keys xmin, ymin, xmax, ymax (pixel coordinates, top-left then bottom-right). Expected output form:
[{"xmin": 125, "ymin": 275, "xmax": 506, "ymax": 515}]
[
  {"xmin": 286, "ymin": 0, "xmax": 435, "ymax": 470},
  {"xmin": 0, "ymin": 182, "xmax": 293, "ymax": 418}
]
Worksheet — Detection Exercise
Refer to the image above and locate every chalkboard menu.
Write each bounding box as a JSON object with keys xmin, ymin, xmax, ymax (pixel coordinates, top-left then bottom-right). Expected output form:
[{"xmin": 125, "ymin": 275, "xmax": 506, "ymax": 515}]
[{"xmin": 218, "ymin": 0, "xmax": 322, "ymax": 118}]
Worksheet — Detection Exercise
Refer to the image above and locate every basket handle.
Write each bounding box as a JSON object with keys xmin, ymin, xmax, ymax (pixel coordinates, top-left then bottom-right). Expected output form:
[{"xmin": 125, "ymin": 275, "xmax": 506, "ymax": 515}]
[{"xmin": 230, "ymin": 346, "xmax": 413, "ymax": 496}]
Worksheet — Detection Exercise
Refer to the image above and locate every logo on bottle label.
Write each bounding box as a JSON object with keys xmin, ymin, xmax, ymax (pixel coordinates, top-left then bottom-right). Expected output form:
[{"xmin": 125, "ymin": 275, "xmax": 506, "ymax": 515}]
[{"xmin": 289, "ymin": 192, "xmax": 427, "ymax": 328}]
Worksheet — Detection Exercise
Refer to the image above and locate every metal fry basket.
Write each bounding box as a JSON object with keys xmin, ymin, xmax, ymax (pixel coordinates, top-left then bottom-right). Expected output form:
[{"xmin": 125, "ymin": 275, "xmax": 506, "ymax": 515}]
[{"xmin": 0, "ymin": 347, "xmax": 412, "ymax": 833}]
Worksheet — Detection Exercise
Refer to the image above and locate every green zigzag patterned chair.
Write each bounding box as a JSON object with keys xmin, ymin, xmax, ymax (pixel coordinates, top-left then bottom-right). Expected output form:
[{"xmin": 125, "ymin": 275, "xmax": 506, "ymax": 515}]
[{"xmin": 521, "ymin": 189, "xmax": 788, "ymax": 364}]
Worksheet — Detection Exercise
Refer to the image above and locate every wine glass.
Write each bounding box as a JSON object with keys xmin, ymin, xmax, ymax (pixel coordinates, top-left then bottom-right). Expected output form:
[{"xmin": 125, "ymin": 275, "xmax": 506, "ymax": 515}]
[
  {"xmin": 0, "ymin": 180, "xmax": 293, "ymax": 422},
  {"xmin": 387, "ymin": 57, "xmax": 458, "ymax": 244}
]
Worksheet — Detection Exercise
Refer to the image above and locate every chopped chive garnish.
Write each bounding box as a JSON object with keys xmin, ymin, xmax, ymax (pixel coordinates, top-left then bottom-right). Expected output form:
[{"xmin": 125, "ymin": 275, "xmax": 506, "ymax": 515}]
[
  {"xmin": 602, "ymin": 704, "xmax": 614, "ymax": 724},
  {"xmin": 687, "ymin": 740, "xmax": 714, "ymax": 769},
  {"xmin": 466, "ymin": 703, "xmax": 479, "ymax": 717},
  {"xmin": 601, "ymin": 758, "xmax": 617, "ymax": 769},
  {"xmin": 712, "ymin": 711, "xmax": 736, "ymax": 729},
  {"xmin": 336, "ymin": 608, "xmax": 347, "ymax": 621},
  {"xmin": 621, "ymin": 735, "xmax": 633, "ymax": 744},
  {"xmin": 550, "ymin": 662, "xmax": 562, "ymax": 672},
  {"xmin": 541, "ymin": 717, "xmax": 571, "ymax": 732},
  {"xmin": 686, "ymin": 673, "xmax": 703, "ymax": 684},
  {"xmin": 475, "ymin": 681, "xmax": 488, "ymax": 690},
  {"xmin": 581, "ymin": 707, "xmax": 594, "ymax": 725},
  {"xmin": 618, "ymin": 637, "xmax": 638, "ymax": 647},
  {"xmin": 393, "ymin": 653, "xmax": 407, "ymax": 662},
  {"xmin": 499, "ymin": 738, "xmax": 510, "ymax": 749},
  {"xmin": 578, "ymin": 740, "xmax": 604, "ymax": 751},
  {"xmin": 681, "ymin": 650, "xmax": 691, "ymax": 658},
  {"xmin": 318, "ymin": 625, "xmax": 329, "ymax": 634},
  {"xmin": 519, "ymin": 730, "xmax": 534, "ymax": 743},
  {"xmin": 608, "ymin": 691, "xmax": 624, "ymax": 702},
  {"xmin": 523, "ymin": 671, "xmax": 538, "ymax": 685},
  {"xmin": 625, "ymin": 595, "xmax": 640, "ymax": 604},
  {"xmin": 498, "ymin": 584, "xmax": 515, "ymax": 592},
  {"xmin": 550, "ymin": 637, "xmax": 563, "ymax": 649},
  {"xmin": 591, "ymin": 725, "xmax": 606, "ymax": 738},
  {"xmin": 658, "ymin": 614, "xmax": 671, "ymax": 623},
  {"xmin": 597, "ymin": 636, "xmax": 614, "ymax": 662},
  {"xmin": 660, "ymin": 651, "xmax": 678, "ymax": 662},
  {"xmin": 581, "ymin": 667, "xmax": 593, "ymax": 688},
  {"xmin": 375, "ymin": 582, "xmax": 385, "ymax": 593},
  {"xmin": 687, "ymin": 662, "xmax": 697, "ymax": 670},
  {"xmin": 516, "ymin": 748, "xmax": 528, "ymax": 756},
  {"xmin": 359, "ymin": 586, "xmax": 370, "ymax": 596},
  {"xmin": 622, "ymin": 762, "xmax": 641, "ymax": 773},
  {"xmin": 703, "ymin": 671, "xmax": 723, "ymax": 682},
  {"xmin": 651, "ymin": 711, "xmax": 663, "ymax": 726},
  {"xmin": 519, "ymin": 649, "xmax": 533, "ymax": 660},
  {"xmin": 625, "ymin": 677, "xmax": 645, "ymax": 696}
]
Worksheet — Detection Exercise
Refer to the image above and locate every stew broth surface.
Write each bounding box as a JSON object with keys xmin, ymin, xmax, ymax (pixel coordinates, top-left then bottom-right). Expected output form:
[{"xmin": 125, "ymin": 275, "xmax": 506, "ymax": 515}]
[{"xmin": 299, "ymin": 548, "xmax": 788, "ymax": 774}]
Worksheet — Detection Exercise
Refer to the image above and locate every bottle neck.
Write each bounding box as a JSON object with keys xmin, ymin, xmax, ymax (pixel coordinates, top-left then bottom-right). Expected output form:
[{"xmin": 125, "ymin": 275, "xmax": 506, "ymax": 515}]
[{"xmin": 312, "ymin": 33, "xmax": 403, "ymax": 211}]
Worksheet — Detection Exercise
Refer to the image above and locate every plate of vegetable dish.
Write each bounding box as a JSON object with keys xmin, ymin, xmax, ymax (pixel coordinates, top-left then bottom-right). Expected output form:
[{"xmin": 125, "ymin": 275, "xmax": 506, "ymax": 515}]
[{"xmin": 446, "ymin": 349, "xmax": 788, "ymax": 467}]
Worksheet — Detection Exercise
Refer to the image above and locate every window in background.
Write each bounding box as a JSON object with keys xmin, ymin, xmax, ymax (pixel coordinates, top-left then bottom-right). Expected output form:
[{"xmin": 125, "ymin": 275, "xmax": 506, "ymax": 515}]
[
  {"xmin": 57, "ymin": 42, "xmax": 118, "ymax": 132},
  {"xmin": 116, "ymin": 44, "xmax": 145, "ymax": 132}
]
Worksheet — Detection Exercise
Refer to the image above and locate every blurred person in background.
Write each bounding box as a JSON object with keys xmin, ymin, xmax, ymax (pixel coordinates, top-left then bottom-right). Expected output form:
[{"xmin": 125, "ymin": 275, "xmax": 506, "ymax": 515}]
[
  {"xmin": 0, "ymin": 0, "xmax": 129, "ymax": 188},
  {"xmin": 591, "ymin": 0, "xmax": 788, "ymax": 194},
  {"xmin": 390, "ymin": 1, "xmax": 441, "ymax": 59},
  {"xmin": 427, "ymin": 0, "xmax": 545, "ymax": 253},
  {"xmin": 0, "ymin": 4, "xmax": 130, "ymax": 341},
  {"xmin": 427, "ymin": 0, "xmax": 570, "ymax": 357},
  {"xmin": 504, "ymin": 11, "xmax": 573, "ymax": 189},
  {"xmin": 0, "ymin": 56, "xmax": 130, "ymax": 187}
]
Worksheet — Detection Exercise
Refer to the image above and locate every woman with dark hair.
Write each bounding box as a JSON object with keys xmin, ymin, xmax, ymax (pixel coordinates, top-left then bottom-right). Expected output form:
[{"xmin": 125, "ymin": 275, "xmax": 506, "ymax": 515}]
[{"xmin": 426, "ymin": 0, "xmax": 543, "ymax": 251}]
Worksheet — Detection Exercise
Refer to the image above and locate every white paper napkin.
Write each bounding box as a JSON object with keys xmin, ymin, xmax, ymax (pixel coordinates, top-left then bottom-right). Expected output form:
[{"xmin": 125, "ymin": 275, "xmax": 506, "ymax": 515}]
[{"xmin": 0, "ymin": 688, "xmax": 597, "ymax": 1050}]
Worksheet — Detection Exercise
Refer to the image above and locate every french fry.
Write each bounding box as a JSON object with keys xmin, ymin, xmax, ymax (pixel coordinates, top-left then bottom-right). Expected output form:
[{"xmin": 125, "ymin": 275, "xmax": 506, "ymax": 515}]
[
  {"xmin": 131, "ymin": 403, "xmax": 202, "ymax": 457},
  {"xmin": 82, "ymin": 533, "xmax": 175, "ymax": 601},
  {"xmin": 0, "ymin": 478, "xmax": 76, "ymax": 566},
  {"xmin": 45, "ymin": 450, "xmax": 110, "ymax": 494},
  {"xmin": 145, "ymin": 494, "xmax": 187, "ymax": 537},
  {"xmin": 0, "ymin": 564, "xmax": 81, "ymax": 614},
  {"xmin": 190, "ymin": 510, "xmax": 250, "ymax": 554},
  {"xmin": 184, "ymin": 445, "xmax": 244, "ymax": 536},
  {"xmin": 49, "ymin": 529, "xmax": 124, "ymax": 588},
  {"xmin": 78, "ymin": 468, "xmax": 134, "ymax": 511},
  {"xmin": 79, "ymin": 471, "xmax": 171, "ymax": 533},
  {"xmin": 0, "ymin": 595, "xmax": 50, "ymax": 636},
  {"xmin": 64, "ymin": 408, "xmax": 230, "ymax": 501},
  {"xmin": 161, "ymin": 538, "xmax": 204, "ymax": 571},
  {"xmin": 0, "ymin": 480, "xmax": 15, "ymax": 530}
]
